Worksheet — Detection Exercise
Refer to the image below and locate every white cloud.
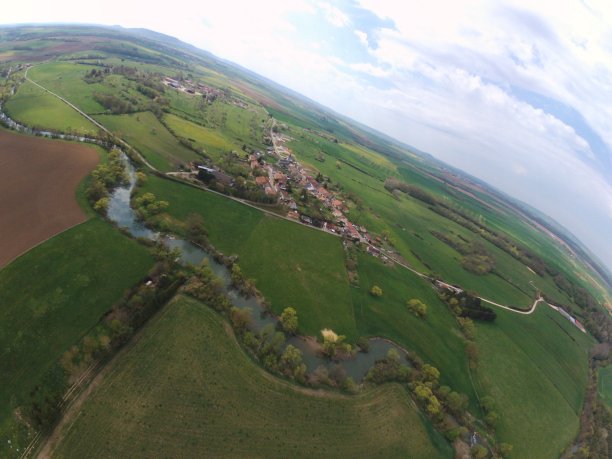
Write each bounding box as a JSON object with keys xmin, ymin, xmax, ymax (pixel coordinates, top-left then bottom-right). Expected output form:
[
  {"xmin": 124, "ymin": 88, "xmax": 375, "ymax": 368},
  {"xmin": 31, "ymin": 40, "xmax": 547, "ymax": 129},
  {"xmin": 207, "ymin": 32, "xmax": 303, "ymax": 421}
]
[
  {"xmin": 349, "ymin": 62, "xmax": 390, "ymax": 77},
  {"xmin": 354, "ymin": 30, "xmax": 369, "ymax": 47},
  {"xmin": 318, "ymin": 2, "xmax": 350, "ymax": 28}
]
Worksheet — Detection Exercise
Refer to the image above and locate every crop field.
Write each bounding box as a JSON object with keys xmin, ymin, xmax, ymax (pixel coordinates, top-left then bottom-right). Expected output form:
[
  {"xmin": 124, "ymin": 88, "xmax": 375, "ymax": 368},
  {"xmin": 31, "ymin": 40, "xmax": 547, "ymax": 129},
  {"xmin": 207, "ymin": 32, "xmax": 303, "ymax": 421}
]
[
  {"xmin": 0, "ymin": 129, "xmax": 99, "ymax": 268},
  {"xmin": 140, "ymin": 175, "xmax": 355, "ymax": 338},
  {"xmin": 475, "ymin": 305, "xmax": 593, "ymax": 458},
  {"xmin": 95, "ymin": 112, "xmax": 201, "ymax": 171},
  {"xmin": 51, "ymin": 296, "xmax": 451, "ymax": 459},
  {"xmin": 0, "ymin": 218, "xmax": 153, "ymax": 453},
  {"xmin": 598, "ymin": 365, "xmax": 612, "ymax": 408},
  {"xmin": 3, "ymin": 81, "xmax": 97, "ymax": 135},
  {"xmin": 163, "ymin": 112, "xmax": 240, "ymax": 162}
]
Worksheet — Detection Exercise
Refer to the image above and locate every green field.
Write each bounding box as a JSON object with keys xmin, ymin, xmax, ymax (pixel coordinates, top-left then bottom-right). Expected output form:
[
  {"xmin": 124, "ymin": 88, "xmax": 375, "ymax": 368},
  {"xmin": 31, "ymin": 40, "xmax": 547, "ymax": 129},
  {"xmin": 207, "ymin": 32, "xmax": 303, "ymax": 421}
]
[
  {"xmin": 353, "ymin": 254, "xmax": 478, "ymax": 410},
  {"xmin": 287, "ymin": 130, "xmax": 572, "ymax": 309},
  {"xmin": 52, "ymin": 295, "xmax": 451, "ymax": 458},
  {"xmin": 4, "ymin": 81, "xmax": 97, "ymax": 135},
  {"xmin": 598, "ymin": 365, "xmax": 612, "ymax": 409},
  {"xmin": 141, "ymin": 175, "xmax": 356, "ymax": 338},
  {"xmin": 1, "ymin": 26, "xmax": 607, "ymax": 459},
  {"xmin": 140, "ymin": 174, "xmax": 597, "ymax": 450},
  {"xmin": 475, "ymin": 306, "xmax": 593, "ymax": 458},
  {"xmin": 0, "ymin": 219, "xmax": 153, "ymax": 451},
  {"xmin": 163, "ymin": 112, "xmax": 240, "ymax": 162},
  {"xmin": 27, "ymin": 62, "xmax": 107, "ymax": 114},
  {"xmin": 95, "ymin": 111, "xmax": 201, "ymax": 171},
  {"xmin": 165, "ymin": 90, "xmax": 267, "ymax": 151}
]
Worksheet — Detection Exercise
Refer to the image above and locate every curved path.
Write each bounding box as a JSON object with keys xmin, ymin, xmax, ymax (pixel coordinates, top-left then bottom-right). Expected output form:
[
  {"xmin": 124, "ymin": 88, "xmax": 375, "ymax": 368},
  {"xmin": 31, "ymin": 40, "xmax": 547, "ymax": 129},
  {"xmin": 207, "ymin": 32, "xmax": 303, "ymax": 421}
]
[
  {"xmin": 21, "ymin": 66, "xmax": 580, "ymax": 325},
  {"xmin": 24, "ymin": 67, "xmax": 157, "ymax": 171}
]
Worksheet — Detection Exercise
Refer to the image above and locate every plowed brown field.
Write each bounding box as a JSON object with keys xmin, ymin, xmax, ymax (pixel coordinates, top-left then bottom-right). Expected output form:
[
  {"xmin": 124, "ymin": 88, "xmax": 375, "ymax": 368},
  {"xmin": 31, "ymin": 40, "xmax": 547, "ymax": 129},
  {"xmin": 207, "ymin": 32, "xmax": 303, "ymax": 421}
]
[{"xmin": 0, "ymin": 129, "xmax": 99, "ymax": 268}]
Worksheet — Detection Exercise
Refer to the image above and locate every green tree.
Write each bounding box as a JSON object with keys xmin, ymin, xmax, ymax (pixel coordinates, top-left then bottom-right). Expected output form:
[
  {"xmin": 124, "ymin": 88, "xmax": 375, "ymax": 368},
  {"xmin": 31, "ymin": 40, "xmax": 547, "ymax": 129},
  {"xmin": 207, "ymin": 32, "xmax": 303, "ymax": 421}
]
[
  {"xmin": 499, "ymin": 443, "xmax": 513, "ymax": 457},
  {"xmin": 356, "ymin": 337, "xmax": 370, "ymax": 352},
  {"xmin": 426, "ymin": 395, "xmax": 441, "ymax": 416},
  {"xmin": 457, "ymin": 316, "xmax": 475, "ymax": 339},
  {"xmin": 343, "ymin": 376, "xmax": 358, "ymax": 394},
  {"xmin": 262, "ymin": 331, "xmax": 286, "ymax": 355},
  {"xmin": 387, "ymin": 348, "xmax": 401, "ymax": 365},
  {"xmin": 485, "ymin": 410, "xmax": 499, "ymax": 427},
  {"xmin": 280, "ymin": 344, "xmax": 306, "ymax": 380},
  {"xmin": 93, "ymin": 197, "xmax": 110, "ymax": 214},
  {"xmin": 447, "ymin": 391, "xmax": 468, "ymax": 413},
  {"xmin": 481, "ymin": 395, "xmax": 495, "ymax": 412},
  {"xmin": 422, "ymin": 364, "xmax": 440, "ymax": 383},
  {"xmin": 471, "ymin": 444, "xmax": 488, "ymax": 459},
  {"xmin": 370, "ymin": 285, "xmax": 383, "ymax": 297},
  {"xmin": 280, "ymin": 344, "xmax": 302, "ymax": 368},
  {"xmin": 185, "ymin": 213, "xmax": 208, "ymax": 244},
  {"xmin": 407, "ymin": 298, "xmax": 428, "ymax": 318},
  {"xmin": 279, "ymin": 307, "xmax": 298, "ymax": 334},
  {"xmin": 414, "ymin": 383, "xmax": 433, "ymax": 401},
  {"xmin": 229, "ymin": 307, "xmax": 252, "ymax": 332}
]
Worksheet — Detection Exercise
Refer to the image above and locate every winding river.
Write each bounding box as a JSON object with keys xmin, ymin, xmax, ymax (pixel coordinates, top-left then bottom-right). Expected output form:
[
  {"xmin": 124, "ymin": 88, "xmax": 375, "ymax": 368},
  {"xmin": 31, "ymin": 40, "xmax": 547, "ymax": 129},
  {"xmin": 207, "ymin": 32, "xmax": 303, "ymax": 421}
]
[
  {"xmin": 0, "ymin": 105, "xmax": 408, "ymax": 380},
  {"xmin": 108, "ymin": 158, "xmax": 404, "ymax": 380}
]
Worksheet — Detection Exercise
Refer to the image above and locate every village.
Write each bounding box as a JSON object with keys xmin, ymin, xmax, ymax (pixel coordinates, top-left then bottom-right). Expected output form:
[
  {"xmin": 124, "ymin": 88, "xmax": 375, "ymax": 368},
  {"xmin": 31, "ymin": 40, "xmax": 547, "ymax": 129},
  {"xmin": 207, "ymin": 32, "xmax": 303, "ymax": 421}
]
[
  {"xmin": 181, "ymin": 120, "xmax": 591, "ymax": 336},
  {"xmin": 180, "ymin": 120, "xmax": 391, "ymax": 261}
]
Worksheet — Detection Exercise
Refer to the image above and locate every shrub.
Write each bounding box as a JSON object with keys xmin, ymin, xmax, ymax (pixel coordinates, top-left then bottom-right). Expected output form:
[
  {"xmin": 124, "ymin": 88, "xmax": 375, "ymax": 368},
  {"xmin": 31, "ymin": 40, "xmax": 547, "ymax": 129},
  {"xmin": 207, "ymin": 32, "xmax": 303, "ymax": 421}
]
[{"xmin": 370, "ymin": 285, "xmax": 383, "ymax": 297}]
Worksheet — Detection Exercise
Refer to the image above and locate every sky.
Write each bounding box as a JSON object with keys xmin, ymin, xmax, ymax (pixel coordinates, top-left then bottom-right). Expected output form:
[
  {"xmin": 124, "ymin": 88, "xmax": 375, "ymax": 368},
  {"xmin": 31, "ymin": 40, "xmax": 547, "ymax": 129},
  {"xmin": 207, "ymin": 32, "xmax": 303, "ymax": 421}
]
[{"xmin": 3, "ymin": 0, "xmax": 612, "ymax": 271}]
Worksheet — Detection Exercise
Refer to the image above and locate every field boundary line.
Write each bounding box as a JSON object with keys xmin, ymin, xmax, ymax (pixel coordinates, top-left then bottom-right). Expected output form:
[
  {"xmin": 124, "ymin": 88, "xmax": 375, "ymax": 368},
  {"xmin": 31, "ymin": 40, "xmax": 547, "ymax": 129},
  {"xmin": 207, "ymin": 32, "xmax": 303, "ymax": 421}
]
[{"xmin": 0, "ymin": 219, "xmax": 90, "ymax": 271}]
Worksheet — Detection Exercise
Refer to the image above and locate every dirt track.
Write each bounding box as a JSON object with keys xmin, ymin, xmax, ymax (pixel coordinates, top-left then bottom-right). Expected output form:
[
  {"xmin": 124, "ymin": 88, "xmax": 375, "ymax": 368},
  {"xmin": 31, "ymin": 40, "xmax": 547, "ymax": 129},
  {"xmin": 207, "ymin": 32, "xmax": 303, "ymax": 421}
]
[{"xmin": 0, "ymin": 129, "xmax": 99, "ymax": 268}]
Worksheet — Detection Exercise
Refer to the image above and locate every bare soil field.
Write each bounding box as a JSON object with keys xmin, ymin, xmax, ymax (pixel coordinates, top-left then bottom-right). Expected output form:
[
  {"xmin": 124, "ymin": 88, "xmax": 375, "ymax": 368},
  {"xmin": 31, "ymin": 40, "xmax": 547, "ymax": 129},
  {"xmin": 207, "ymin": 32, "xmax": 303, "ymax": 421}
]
[
  {"xmin": 0, "ymin": 129, "xmax": 98, "ymax": 268},
  {"xmin": 0, "ymin": 36, "xmax": 107, "ymax": 63}
]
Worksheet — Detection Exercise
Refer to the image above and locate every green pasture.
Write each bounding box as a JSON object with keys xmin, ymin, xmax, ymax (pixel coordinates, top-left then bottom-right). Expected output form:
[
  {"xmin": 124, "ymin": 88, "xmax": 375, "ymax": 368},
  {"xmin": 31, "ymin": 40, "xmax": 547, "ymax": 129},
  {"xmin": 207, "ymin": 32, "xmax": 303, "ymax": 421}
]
[
  {"xmin": 163, "ymin": 112, "xmax": 240, "ymax": 162},
  {"xmin": 598, "ymin": 365, "xmax": 612, "ymax": 409},
  {"xmin": 475, "ymin": 305, "xmax": 593, "ymax": 458},
  {"xmin": 165, "ymin": 91, "xmax": 267, "ymax": 151},
  {"xmin": 95, "ymin": 111, "xmax": 201, "ymax": 171},
  {"xmin": 140, "ymin": 175, "xmax": 355, "ymax": 338},
  {"xmin": 0, "ymin": 218, "xmax": 153, "ymax": 456},
  {"xmin": 4, "ymin": 81, "xmax": 97, "ymax": 135},
  {"xmin": 352, "ymin": 253, "xmax": 478, "ymax": 410},
  {"xmin": 27, "ymin": 62, "xmax": 107, "ymax": 113}
]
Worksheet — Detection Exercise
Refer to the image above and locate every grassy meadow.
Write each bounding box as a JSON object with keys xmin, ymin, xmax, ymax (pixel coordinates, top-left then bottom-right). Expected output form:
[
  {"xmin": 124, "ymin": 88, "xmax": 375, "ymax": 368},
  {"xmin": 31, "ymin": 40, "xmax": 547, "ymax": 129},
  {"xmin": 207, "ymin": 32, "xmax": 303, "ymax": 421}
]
[
  {"xmin": 165, "ymin": 90, "xmax": 267, "ymax": 151},
  {"xmin": 140, "ymin": 173, "xmax": 597, "ymax": 452},
  {"xmin": 352, "ymin": 254, "xmax": 478, "ymax": 410},
  {"xmin": 52, "ymin": 296, "xmax": 452, "ymax": 459},
  {"xmin": 95, "ymin": 111, "xmax": 201, "ymax": 171},
  {"xmin": 3, "ymin": 81, "xmax": 97, "ymax": 135},
  {"xmin": 598, "ymin": 365, "xmax": 612, "ymax": 409},
  {"xmin": 140, "ymin": 175, "xmax": 356, "ymax": 338},
  {"xmin": 26, "ymin": 62, "xmax": 107, "ymax": 114},
  {"xmin": 0, "ymin": 218, "xmax": 153, "ymax": 454},
  {"xmin": 163, "ymin": 112, "xmax": 240, "ymax": 162},
  {"xmin": 287, "ymin": 129, "xmax": 572, "ymax": 309},
  {"xmin": 475, "ymin": 305, "xmax": 593, "ymax": 458}
]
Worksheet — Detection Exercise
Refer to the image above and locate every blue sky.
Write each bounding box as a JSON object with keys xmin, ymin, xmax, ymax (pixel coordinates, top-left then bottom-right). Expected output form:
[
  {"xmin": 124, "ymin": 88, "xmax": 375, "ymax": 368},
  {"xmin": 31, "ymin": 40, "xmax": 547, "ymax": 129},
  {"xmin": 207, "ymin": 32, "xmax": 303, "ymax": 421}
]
[{"xmin": 3, "ymin": 0, "xmax": 612, "ymax": 270}]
